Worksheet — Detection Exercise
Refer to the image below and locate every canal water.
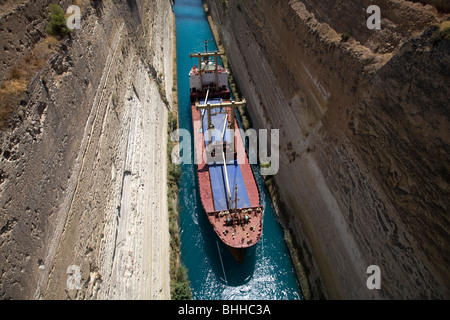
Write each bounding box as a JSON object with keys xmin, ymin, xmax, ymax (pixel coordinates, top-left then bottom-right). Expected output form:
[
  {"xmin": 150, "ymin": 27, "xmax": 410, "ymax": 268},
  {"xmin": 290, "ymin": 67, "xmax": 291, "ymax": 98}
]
[{"xmin": 175, "ymin": 0, "xmax": 302, "ymax": 300}]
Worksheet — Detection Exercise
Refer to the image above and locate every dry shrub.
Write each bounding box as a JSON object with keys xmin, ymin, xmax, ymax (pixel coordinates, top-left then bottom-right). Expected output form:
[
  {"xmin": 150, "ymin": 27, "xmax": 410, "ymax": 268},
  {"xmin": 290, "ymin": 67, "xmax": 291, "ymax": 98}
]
[
  {"xmin": 0, "ymin": 77, "xmax": 28, "ymax": 128},
  {"xmin": 0, "ymin": 36, "xmax": 59, "ymax": 128},
  {"xmin": 438, "ymin": 21, "xmax": 450, "ymax": 39}
]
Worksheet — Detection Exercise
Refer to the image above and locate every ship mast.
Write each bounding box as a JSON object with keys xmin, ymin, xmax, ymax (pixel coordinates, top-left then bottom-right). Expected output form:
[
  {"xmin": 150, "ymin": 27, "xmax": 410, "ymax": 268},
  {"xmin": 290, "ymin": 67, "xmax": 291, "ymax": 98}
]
[
  {"xmin": 221, "ymin": 115, "xmax": 232, "ymax": 208},
  {"xmin": 234, "ymin": 185, "xmax": 239, "ymax": 214},
  {"xmin": 196, "ymin": 100, "xmax": 246, "ymax": 131}
]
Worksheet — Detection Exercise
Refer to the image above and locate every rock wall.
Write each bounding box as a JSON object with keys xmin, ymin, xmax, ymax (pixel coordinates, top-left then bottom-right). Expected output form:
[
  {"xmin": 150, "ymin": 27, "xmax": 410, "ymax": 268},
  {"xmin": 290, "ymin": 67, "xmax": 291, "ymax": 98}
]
[
  {"xmin": 206, "ymin": 0, "xmax": 449, "ymax": 299},
  {"xmin": 0, "ymin": 0, "xmax": 175, "ymax": 299}
]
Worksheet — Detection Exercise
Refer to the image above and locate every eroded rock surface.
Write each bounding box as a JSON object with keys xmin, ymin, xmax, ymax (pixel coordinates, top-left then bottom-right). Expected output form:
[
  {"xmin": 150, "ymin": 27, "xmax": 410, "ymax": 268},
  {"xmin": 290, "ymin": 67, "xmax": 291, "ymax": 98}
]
[
  {"xmin": 0, "ymin": 0, "xmax": 175, "ymax": 300},
  {"xmin": 206, "ymin": 0, "xmax": 449, "ymax": 299}
]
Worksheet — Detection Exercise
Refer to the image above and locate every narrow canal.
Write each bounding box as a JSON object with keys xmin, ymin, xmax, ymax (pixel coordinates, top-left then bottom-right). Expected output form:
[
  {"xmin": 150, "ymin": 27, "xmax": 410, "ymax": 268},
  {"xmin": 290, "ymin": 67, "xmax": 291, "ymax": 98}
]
[{"xmin": 175, "ymin": 0, "xmax": 303, "ymax": 300}]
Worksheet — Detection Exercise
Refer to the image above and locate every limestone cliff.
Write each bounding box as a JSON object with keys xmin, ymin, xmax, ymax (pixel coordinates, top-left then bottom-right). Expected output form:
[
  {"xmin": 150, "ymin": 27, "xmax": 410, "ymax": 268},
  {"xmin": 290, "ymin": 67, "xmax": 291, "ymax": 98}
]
[
  {"xmin": 206, "ymin": 0, "xmax": 449, "ymax": 299},
  {"xmin": 0, "ymin": 0, "xmax": 175, "ymax": 299}
]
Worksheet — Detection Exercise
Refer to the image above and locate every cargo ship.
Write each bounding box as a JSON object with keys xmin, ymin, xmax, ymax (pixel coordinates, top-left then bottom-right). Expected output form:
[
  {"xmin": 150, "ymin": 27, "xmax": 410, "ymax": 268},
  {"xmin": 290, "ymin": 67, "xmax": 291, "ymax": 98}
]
[{"xmin": 189, "ymin": 43, "xmax": 263, "ymax": 263}]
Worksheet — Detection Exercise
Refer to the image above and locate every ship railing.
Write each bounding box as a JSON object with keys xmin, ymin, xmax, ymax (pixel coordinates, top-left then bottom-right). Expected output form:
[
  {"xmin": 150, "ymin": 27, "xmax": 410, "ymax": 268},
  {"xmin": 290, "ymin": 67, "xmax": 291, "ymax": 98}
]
[
  {"xmin": 210, "ymin": 206, "xmax": 263, "ymax": 229},
  {"xmin": 209, "ymin": 207, "xmax": 263, "ymax": 219}
]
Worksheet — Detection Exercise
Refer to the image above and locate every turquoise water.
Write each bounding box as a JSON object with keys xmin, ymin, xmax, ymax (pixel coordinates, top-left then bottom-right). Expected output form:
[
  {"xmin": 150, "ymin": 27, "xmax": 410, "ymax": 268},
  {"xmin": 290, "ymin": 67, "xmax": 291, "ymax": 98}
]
[{"xmin": 175, "ymin": 0, "xmax": 302, "ymax": 300}]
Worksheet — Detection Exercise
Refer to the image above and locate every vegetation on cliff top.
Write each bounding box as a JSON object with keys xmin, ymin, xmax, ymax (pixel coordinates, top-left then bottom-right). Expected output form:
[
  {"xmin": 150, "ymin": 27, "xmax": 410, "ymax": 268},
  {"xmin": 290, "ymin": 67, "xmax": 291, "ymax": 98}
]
[
  {"xmin": 432, "ymin": 21, "xmax": 450, "ymax": 45},
  {"xmin": 341, "ymin": 32, "xmax": 352, "ymax": 42},
  {"xmin": 437, "ymin": 21, "xmax": 450, "ymax": 40},
  {"xmin": 46, "ymin": 4, "xmax": 72, "ymax": 37}
]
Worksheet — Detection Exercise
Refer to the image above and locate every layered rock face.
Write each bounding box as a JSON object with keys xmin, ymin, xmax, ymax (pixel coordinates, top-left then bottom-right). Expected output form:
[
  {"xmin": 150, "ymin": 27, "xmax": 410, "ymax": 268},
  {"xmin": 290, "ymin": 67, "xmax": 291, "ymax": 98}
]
[
  {"xmin": 0, "ymin": 0, "xmax": 175, "ymax": 299},
  {"xmin": 206, "ymin": 0, "xmax": 449, "ymax": 299}
]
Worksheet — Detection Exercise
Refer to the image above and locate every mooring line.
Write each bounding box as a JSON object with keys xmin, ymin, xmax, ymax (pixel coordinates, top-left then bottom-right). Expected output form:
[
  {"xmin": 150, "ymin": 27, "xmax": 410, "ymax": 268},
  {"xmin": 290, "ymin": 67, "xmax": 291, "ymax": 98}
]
[{"xmin": 216, "ymin": 240, "xmax": 228, "ymax": 286}]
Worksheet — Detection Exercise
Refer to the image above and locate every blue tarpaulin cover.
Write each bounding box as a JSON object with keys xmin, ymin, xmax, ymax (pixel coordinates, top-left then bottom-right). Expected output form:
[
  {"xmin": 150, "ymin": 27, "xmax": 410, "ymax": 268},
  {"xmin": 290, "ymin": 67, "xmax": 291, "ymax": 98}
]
[
  {"xmin": 209, "ymin": 161, "xmax": 251, "ymax": 211},
  {"xmin": 201, "ymin": 99, "xmax": 251, "ymax": 211}
]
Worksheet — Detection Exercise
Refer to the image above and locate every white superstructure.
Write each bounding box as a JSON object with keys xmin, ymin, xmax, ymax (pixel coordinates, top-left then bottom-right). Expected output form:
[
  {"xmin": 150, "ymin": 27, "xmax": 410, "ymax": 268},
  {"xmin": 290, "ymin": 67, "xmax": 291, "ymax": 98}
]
[{"xmin": 189, "ymin": 58, "xmax": 228, "ymax": 92}]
